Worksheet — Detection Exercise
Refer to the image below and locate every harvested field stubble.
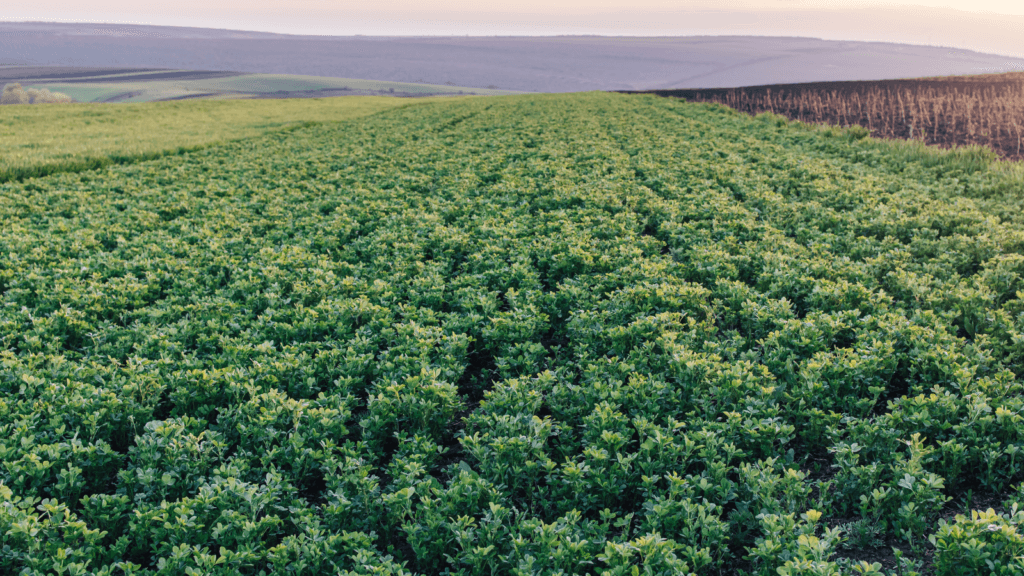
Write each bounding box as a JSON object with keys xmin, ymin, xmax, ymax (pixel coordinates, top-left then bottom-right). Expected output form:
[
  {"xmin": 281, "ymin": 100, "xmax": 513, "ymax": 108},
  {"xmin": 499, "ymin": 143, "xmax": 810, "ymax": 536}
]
[{"xmin": 641, "ymin": 72, "xmax": 1024, "ymax": 161}]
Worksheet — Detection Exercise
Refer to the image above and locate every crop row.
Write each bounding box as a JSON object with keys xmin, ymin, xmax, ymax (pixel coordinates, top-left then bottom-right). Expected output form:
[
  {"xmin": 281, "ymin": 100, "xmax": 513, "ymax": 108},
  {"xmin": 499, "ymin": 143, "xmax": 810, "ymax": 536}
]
[{"xmin": 1, "ymin": 92, "xmax": 1024, "ymax": 574}]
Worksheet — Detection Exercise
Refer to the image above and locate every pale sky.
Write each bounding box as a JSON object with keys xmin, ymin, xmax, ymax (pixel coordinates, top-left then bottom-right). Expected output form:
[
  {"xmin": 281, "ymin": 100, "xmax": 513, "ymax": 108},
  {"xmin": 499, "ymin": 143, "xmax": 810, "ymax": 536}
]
[{"xmin": 3, "ymin": 0, "xmax": 1024, "ymax": 56}]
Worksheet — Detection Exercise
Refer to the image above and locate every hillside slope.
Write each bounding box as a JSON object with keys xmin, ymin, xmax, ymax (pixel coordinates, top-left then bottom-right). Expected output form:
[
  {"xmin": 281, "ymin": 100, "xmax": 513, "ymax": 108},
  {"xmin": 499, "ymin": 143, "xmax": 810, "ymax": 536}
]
[
  {"xmin": 1, "ymin": 93, "xmax": 1024, "ymax": 574},
  {"xmin": 0, "ymin": 66, "xmax": 518, "ymax": 103},
  {"xmin": 0, "ymin": 96, "xmax": 420, "ymax": 182},
  {"xmin": 3, "ymin": 23, "xmax": 1024, "ymax": 91}
]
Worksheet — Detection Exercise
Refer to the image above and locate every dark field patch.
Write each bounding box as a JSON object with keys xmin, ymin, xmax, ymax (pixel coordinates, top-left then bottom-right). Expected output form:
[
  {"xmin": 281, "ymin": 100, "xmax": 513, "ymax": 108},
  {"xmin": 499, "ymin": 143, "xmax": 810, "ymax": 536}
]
[
  {"xmin": 635, "ymin": 71, "xmax": 1024, "ymax": 100},
  {"xmin": 99, "ymin": 90, "xmax": 147, "ymax": 103},
  {"xmin": 0, "ymin": 66, "xmax": 167, "ymax": 81},
  {"xmin": 38, "ymin": 70, "xmax": 243, "ymax": 83},
  {"xmin": 634, "ymin": 71, "xmax": 1024, "ymax": 160}
]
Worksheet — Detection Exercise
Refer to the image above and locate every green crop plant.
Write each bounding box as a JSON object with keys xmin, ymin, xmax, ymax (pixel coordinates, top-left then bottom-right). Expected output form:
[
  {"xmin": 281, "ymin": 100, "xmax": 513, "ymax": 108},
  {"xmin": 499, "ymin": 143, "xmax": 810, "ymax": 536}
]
[
  {"xmin": 0, "ymin": 96, "xmax": 416, "ymax": 183},
  {"xmin": 931, "ymin": 507, "xmax": 1024, "ymax": 575},
  {"xmin": 2, "ymin": 91, "xmax": 1024, "ymax": 573}
]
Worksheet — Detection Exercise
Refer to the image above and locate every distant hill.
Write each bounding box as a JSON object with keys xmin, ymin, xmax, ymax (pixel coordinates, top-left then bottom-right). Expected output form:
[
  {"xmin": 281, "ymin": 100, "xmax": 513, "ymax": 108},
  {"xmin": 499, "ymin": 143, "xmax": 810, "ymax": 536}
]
[
  {"xmin": 0, "ymin": 66, "xmax": 517, "ymax": 103},
  {"xmin": 2, "ymin": 23, "xmax": 1023, "ymax": 93}
]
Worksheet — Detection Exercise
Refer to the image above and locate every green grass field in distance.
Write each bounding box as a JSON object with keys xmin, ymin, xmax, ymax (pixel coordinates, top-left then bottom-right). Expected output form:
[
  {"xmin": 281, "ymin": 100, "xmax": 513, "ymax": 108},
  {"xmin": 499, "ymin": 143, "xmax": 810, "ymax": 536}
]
[
  {"xmin": 203, "ymin": 74, "xmax": 517, "ymax": 96},
  {"xmin": 0, "ymin": 96, "xmax": 425, "ymax": 182},
  {"xmin": 2, "ymin": 92, "xmax": 1024, "ymax": 574},
  {"xmin": 20, "ymin": 72, "xmax": 520, "ymax": 103}
]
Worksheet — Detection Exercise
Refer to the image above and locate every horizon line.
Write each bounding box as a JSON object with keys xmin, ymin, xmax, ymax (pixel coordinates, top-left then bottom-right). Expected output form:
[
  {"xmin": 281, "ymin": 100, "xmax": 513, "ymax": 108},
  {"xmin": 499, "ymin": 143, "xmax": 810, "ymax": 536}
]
[{"xmin": 4, "ymin": 17, "xmax": 1024, "ymax": 61}]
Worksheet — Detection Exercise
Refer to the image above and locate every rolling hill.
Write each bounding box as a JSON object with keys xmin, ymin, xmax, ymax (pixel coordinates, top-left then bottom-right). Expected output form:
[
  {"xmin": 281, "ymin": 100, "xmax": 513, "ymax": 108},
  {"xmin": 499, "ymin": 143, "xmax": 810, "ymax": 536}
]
[
  {"xmin": 2, "ymin": 22, "xmax": 1023, "ymax": 92},
  {"xmin": 0, "ymin": 66, "xmax": 517, "ymax": 102}
]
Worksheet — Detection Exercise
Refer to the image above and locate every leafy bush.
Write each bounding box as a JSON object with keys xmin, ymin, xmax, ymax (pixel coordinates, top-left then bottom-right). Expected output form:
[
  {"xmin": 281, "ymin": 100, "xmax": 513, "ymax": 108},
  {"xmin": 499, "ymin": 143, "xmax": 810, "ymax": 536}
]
[
  {"xmin": 1, "ymin": 83, "xmax": 73, "ymax": 105},
  {"xmin": 931, "ymin": 507, "xmax": 1024, "ymax": 575}
]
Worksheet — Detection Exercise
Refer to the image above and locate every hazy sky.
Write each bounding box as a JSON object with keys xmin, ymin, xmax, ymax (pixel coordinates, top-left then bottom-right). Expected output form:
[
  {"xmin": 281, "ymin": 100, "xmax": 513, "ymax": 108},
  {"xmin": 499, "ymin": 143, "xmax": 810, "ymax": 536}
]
[{"xmin": 4, "ymin": 0, "xmax": 1024, "ymax": 56}]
